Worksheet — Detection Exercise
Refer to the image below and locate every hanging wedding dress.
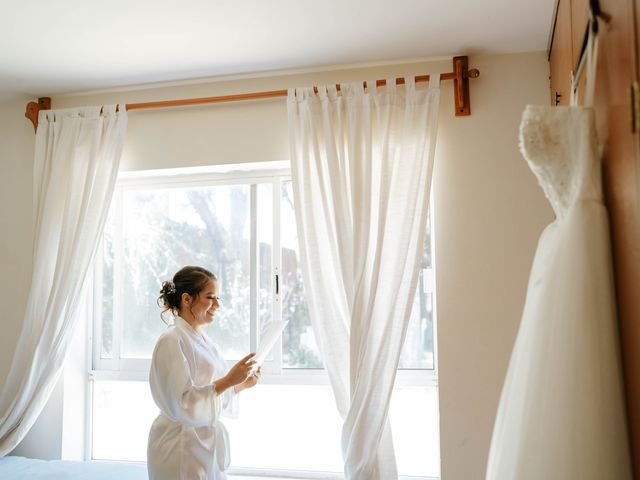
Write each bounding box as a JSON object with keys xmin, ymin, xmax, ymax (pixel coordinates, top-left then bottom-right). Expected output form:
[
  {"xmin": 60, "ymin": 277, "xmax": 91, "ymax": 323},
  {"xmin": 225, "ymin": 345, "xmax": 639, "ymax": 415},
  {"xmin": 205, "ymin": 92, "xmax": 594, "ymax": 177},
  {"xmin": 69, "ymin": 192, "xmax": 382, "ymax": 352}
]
[{"xmin": 486, "ymin": 22, "xmax": 632, "ymax": 480}]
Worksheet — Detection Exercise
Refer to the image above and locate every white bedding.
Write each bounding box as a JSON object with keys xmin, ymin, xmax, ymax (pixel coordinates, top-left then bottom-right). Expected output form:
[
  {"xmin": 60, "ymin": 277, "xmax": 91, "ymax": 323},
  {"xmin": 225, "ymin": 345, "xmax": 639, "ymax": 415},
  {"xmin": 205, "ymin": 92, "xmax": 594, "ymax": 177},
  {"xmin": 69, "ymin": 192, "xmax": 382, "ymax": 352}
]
[{"xmin": 0, "ymin": 456, "xmax": 147, "ymax": 479}]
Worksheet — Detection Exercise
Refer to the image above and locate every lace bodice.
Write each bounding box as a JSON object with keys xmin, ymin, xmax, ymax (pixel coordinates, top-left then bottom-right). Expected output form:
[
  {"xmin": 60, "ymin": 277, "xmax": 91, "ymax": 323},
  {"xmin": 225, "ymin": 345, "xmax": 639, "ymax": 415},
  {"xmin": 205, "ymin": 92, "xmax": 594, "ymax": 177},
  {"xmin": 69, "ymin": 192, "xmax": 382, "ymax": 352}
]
[{"xmin": 519, "ymin": 105, "xmax": 603, "ymax": 219}]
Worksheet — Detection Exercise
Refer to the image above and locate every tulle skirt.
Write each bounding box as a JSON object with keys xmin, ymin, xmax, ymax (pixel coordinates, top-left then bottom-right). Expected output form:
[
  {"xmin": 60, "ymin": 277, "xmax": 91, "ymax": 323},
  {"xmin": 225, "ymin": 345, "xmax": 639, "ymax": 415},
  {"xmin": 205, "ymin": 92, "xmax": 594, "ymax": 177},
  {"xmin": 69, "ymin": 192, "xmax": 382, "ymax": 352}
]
[{"xmin": 486, "ymin": 201, "xmax": 632, "ymax": 479}]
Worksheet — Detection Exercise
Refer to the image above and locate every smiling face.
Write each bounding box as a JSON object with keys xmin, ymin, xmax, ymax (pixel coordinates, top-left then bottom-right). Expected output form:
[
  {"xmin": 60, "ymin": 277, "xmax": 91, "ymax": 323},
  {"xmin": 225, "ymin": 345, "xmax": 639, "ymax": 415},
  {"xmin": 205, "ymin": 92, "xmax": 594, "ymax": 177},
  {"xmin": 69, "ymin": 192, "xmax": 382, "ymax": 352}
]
[{"xmin": 180, "ymin": 278, "xmax": 220, "ymax": 329}]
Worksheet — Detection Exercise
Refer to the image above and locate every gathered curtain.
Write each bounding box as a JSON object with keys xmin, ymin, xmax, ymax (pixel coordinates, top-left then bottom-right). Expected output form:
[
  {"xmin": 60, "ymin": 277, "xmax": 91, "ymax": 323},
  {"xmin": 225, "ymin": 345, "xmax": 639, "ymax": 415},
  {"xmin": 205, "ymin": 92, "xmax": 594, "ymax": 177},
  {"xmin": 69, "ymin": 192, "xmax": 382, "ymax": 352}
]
[
  {"xmin": 288, "ymin": 76, "xmax": 440, "ymax": 479},
  {"xmin": 0, "ymin": 105, "xmax": 127, "ymax": 456}
]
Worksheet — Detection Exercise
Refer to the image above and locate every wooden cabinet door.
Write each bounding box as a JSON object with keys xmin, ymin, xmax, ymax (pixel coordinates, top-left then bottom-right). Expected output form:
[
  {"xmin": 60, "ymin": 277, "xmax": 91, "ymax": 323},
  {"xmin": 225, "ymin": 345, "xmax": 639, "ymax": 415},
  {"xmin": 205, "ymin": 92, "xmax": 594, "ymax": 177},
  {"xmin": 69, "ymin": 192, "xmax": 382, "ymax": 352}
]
[
  {"xmin": 550, "ymin": 0, "xmax": 640, "ymax": 474},
  {"xmin": 549, "ymin": 0, "xmax": 574, "ymax": 105},
  {"xmin": 594, "ymin": 0, "xmax": 640, "ymax": 476}
]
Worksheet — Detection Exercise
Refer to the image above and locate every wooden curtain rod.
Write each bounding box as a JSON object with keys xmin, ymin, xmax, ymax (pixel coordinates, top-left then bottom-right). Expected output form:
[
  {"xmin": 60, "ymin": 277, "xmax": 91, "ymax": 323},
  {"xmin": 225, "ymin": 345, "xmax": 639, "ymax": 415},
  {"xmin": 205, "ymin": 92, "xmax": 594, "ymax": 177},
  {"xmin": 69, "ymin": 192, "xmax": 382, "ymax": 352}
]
[{"xmin": 25, "ymin": 56, "xmax": 479, "ymax": 131}]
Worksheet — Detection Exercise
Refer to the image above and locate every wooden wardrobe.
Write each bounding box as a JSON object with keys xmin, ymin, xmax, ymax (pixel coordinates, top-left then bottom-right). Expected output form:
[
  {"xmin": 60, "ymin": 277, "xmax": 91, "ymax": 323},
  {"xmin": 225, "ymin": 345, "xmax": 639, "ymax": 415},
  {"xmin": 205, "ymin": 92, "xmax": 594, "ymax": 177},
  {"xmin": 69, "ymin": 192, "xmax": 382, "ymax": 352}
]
[{"xmin": 549, "ymin": 0, "xmax": 640, "ymax": 475}]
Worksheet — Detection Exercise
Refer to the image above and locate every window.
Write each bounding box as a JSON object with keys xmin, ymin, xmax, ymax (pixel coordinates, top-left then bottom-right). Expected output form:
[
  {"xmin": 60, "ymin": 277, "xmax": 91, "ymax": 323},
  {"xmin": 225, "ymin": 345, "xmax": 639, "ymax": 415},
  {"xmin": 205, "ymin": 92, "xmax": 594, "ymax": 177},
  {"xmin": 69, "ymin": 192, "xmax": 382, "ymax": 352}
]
[{"xmin": 89, "ymin": 163, "xmax": 440, "ymax": 478}]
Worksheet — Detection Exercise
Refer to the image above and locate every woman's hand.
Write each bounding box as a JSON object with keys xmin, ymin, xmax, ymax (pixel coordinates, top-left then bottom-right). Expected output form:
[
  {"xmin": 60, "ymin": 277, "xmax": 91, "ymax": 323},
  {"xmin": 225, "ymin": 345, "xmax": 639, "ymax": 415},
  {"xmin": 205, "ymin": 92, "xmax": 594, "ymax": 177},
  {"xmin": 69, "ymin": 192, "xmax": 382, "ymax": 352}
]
[
  {"xmin": 235, "ymin": 367, "xmax": 262, "ymax": 393},
  {"xmin": 215, "ymin": 353, "xmax": 256, "ymax": 394}
]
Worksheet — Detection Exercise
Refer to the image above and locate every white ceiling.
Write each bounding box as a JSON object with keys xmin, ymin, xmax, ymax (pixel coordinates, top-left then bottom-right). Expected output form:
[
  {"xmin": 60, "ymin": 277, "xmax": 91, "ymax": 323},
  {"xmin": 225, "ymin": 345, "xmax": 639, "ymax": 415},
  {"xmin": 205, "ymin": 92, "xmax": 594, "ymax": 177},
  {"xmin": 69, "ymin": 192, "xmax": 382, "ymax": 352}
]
[{"xmin": 0, "ymin": 0, "xmax": 555, "ymax": 101}]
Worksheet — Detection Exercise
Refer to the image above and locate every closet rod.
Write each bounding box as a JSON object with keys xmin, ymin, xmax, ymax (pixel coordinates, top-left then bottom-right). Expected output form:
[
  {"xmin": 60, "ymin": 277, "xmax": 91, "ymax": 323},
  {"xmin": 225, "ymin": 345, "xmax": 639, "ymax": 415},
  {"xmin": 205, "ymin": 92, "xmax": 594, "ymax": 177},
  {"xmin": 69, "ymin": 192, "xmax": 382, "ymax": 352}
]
[{"xmin": 25, "ymin": 56, "xmax": 479, "ymax": 132}]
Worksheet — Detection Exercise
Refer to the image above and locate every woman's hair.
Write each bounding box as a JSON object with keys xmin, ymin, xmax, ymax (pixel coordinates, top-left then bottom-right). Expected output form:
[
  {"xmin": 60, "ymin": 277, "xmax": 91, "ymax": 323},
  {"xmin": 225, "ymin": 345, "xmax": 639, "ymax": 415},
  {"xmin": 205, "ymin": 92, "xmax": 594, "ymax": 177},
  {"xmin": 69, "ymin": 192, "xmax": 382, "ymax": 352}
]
[{"xmin": 158, "ymin": 266, "xmax": 217, "ymax": 324}]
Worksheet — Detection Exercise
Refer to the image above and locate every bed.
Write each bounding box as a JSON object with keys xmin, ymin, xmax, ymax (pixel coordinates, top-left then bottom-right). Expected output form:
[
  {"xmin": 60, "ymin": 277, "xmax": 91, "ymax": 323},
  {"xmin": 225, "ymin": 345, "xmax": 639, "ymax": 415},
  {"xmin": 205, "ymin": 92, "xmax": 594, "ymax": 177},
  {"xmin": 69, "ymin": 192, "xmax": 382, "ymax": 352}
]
[{"xmin": 0, "ymin": 456, "xmax": 148, "ymax": 479}]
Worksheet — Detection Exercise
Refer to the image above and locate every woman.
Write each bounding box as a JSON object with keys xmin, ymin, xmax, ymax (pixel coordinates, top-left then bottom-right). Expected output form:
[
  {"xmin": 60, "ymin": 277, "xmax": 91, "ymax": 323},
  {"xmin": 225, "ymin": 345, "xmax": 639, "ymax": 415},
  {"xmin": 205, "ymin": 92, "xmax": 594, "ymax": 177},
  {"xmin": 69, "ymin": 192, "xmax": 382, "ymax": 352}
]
[{"xmin": 147, "ymin": 266, "xmax": 260, "ymax": 480}]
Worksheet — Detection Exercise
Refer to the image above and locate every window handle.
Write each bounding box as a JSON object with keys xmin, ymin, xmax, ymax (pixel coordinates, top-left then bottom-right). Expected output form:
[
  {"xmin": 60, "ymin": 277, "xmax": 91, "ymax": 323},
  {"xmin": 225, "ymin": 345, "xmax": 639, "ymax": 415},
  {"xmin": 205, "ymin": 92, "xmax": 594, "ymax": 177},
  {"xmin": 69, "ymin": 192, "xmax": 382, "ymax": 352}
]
[{"xmin": 275, "ymin": 274, "xmax": 279, "ymax": 295}]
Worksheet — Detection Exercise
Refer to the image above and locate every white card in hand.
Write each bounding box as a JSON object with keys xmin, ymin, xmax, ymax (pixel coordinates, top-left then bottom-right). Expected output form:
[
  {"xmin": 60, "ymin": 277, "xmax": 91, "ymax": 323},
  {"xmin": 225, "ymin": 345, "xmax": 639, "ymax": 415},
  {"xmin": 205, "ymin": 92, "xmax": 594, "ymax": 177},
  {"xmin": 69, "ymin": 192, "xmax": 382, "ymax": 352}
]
[{"xmin": 253, "ymin": 321, "xmax": 289, "ymax": 367}]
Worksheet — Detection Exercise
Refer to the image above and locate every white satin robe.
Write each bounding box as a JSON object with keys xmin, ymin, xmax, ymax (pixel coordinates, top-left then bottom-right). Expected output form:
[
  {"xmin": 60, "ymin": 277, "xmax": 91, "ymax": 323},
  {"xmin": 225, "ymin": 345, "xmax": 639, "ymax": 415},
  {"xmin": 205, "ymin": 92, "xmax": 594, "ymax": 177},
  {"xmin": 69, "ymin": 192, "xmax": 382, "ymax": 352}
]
[{"xmin": 147, "ymin": 316, "xmax": 236, "ymax": 480}]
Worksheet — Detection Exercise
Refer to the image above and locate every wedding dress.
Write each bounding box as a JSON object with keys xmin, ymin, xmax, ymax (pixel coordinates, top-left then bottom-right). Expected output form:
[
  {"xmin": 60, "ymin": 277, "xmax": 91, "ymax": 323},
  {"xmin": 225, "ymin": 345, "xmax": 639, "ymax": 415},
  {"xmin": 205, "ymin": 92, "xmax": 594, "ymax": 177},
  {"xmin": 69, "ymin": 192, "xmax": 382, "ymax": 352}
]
[{"xmin": 486, "ymin": 25, "xmax": 632, "ymax": 480}]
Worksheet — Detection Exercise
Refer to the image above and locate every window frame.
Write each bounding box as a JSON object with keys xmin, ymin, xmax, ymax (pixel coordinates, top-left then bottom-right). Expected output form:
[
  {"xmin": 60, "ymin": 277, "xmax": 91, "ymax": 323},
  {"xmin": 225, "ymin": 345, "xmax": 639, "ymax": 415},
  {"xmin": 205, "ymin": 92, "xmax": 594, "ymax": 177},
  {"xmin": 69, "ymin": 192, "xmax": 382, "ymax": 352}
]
[{"xmin": 91, "ymin": 166, "xmax": 292, "ymax": 375}]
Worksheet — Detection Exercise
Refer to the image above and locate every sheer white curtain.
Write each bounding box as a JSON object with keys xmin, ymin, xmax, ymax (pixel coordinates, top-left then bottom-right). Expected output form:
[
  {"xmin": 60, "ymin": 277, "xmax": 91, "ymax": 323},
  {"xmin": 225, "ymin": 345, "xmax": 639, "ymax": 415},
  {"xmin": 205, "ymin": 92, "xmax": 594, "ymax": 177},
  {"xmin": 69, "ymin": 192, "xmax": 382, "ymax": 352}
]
[
  {"xmin": 288, "ymin": 77, "xmax": 440, "ymax": 479},
  {"xmin": 0, "ymin": 105, "xmax": 127, "ymax": 456}
]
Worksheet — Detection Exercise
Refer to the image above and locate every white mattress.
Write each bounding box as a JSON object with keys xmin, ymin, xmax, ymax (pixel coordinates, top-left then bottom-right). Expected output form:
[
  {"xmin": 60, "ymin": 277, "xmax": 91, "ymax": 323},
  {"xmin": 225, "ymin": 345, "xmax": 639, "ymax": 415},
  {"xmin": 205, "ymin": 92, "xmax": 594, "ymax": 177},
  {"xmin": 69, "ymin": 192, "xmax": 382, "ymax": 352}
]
[{"xmin": 0, "ymin": 456, "xmax": 148, "ymax": 479}]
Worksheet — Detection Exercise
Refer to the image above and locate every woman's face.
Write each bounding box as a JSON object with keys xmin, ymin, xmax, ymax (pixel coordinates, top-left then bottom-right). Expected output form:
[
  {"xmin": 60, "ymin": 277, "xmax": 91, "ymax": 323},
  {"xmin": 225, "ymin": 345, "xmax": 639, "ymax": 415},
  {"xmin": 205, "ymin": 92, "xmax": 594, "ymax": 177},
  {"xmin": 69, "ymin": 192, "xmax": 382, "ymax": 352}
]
[{"xmin": 187, "ymin": 278, "xmax": 220, "ymax": 327}]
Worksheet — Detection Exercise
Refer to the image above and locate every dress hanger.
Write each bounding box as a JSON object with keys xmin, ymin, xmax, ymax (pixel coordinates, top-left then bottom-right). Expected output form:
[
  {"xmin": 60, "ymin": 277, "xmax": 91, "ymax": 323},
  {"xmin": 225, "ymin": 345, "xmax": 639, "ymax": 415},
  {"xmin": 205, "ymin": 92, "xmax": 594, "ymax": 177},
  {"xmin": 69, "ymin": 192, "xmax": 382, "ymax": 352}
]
[{"xmin": 570, "ymin": 0, "xmax": 610, "ymax": 102}]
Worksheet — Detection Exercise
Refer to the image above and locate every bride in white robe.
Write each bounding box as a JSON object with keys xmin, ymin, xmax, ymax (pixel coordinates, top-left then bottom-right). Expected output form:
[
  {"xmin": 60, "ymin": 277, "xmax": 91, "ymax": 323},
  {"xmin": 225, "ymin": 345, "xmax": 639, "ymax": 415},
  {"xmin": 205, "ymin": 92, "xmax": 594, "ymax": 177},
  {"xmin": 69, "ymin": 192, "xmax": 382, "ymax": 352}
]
[{"xmin": 147, "ymin": 266, "xmax": 259, "ymax": 480}]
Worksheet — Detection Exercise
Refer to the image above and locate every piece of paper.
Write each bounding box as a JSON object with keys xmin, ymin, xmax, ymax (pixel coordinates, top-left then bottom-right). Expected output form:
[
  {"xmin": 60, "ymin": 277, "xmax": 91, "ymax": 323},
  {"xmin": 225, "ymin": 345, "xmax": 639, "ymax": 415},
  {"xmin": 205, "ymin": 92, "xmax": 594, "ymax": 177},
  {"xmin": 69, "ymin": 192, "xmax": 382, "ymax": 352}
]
[{"xmin": 253, "ymin": 320, "xmax": 289, "ymax": 367}]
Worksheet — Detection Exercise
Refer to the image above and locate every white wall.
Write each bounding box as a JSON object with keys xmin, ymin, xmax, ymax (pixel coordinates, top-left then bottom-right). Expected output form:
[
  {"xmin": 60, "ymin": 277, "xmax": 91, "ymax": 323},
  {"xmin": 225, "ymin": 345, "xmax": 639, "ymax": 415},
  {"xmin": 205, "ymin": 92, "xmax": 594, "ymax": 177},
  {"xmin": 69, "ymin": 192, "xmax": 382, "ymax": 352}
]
[
  {"xmin": 433, "ymin": 52, "xmax": 552, "ymax": 479},
  {"xmin": 0, "ymin": 51, "xmax": 552, "ymax": 478},
  {"xmin": 0, "ymin": 99, "xmax": 34, "ymax": 383}
]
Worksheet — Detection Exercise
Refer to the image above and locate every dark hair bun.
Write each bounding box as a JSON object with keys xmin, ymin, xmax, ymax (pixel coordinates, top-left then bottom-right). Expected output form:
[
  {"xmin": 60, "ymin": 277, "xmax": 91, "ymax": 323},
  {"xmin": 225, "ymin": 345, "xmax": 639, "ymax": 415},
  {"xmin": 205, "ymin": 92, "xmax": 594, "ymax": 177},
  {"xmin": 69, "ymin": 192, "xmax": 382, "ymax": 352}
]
[
  {"xmin": 160, "ymin": 280, "xmax": 177, "ymax": 296},
  {"xmin": 159, "ymin": 281, "xmax": 178, "ymax": 305}
]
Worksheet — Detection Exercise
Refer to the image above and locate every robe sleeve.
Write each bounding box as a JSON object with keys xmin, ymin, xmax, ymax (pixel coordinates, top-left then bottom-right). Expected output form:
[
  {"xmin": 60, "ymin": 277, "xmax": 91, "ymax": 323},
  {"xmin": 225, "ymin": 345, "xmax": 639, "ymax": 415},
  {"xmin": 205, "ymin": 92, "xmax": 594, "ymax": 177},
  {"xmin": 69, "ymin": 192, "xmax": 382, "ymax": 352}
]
[
  {"xmin": 220, "ymin": 383, "xmax": 239, "ymax": 418},
  {"xmin": 149, "ymin": 335, "xmax": 220, "ymax": 428}
]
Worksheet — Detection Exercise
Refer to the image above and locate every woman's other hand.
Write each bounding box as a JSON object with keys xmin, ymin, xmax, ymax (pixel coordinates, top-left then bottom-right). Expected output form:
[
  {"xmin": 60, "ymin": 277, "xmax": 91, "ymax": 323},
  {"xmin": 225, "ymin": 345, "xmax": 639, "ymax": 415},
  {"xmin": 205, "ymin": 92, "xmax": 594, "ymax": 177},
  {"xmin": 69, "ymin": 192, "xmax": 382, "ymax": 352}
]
[{"xmin": 235, "ymin": 367, "xmax": 262, "ymax": 393}]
